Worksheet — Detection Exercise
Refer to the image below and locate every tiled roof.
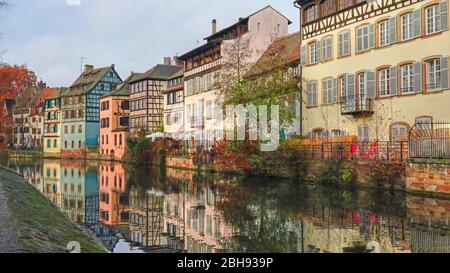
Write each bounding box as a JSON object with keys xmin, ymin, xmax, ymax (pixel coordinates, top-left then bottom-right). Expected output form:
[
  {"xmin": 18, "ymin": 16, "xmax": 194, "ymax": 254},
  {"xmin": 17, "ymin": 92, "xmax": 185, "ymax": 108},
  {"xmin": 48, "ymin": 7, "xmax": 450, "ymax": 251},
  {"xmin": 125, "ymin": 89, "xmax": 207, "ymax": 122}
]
[
  {"xmin": 247, "ymin": 31, "xmax": 300, "ymax": 77},
  {"xmin": 102, "ymin": 72, "xmax": 142, "ymax": 98},
  {"xmin": 33, "ymin": 88, "xmax": 58, "ymax": 107},
  {"xmin": 47, "ymin": 87, "xmax": 69, "ymax": 100},
  {"xmin": 15, "ymin": 86, "xmax": 38, "ymax": 108},
  {"xmin": 66, "ymin": 65, "xmax": 114, "ymax": 96},
  {"xmin": 129, "ymin": 65, "xmax": 183, "ymax": 83}
]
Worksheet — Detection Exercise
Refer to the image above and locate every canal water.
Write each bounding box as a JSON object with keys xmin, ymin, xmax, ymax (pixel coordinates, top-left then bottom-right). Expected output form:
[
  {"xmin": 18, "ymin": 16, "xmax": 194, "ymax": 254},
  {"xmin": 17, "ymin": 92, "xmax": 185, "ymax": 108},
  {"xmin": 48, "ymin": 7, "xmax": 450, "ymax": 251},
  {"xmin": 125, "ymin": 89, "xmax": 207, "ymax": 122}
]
[{"xmin": 1, "ymin": 156, "xmax": 450, "ymax": 253}]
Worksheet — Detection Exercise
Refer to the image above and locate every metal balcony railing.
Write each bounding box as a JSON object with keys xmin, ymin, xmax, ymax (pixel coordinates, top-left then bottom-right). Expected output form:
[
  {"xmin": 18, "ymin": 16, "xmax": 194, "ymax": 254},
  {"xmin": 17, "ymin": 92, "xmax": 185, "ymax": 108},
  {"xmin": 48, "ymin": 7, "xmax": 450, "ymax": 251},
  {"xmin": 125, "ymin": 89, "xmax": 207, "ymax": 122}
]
[{"xmin": 340, "ymin": 94, "xmax": 374, "ymax": 115}]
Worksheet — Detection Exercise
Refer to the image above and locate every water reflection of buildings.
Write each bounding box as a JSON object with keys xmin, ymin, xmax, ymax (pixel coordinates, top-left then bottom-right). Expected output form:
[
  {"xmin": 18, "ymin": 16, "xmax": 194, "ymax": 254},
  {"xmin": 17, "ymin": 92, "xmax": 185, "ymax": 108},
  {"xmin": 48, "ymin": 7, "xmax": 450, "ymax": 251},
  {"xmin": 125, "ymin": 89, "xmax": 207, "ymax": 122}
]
[
  {"xmin": 99, "ymin": 163, "xmax": 129, "ymax": 226},
  {"xmin": 43, "ymin": 160, "xmax": 61, "ymax": 206}
]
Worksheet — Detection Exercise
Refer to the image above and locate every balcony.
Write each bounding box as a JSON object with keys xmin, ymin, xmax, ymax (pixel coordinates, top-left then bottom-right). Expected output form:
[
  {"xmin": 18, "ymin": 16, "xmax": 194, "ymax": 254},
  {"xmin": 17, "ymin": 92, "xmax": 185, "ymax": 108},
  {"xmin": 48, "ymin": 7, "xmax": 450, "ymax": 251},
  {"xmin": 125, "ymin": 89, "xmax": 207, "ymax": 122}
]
[
  {"xmin": 190, "ymin": 116, "xmax": 204, "ymax": 129},
  {"xmin": 340, "ymin": 94, "xmax": 374, "ymax": 116}
]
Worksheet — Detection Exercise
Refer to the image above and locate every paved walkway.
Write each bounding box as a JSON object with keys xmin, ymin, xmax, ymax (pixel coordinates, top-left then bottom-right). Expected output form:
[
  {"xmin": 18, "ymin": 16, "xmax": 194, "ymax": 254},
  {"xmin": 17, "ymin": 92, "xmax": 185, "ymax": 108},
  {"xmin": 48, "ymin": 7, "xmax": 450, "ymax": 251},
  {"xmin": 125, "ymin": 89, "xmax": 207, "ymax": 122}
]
[{"xmin": 0, "ymin": 172, "xmax": 18, "ymax": 253}]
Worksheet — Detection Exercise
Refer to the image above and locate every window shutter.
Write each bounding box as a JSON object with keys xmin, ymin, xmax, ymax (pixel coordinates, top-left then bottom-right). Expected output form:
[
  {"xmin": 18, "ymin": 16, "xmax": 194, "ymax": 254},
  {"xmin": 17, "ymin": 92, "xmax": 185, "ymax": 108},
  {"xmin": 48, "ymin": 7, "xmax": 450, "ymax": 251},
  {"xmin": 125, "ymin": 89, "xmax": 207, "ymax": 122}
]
[
  {"xmin": 368, "ymin": 24, "xmax": 375, "ymax": 49},
  {"xmin": 357, "ymin": 125, "xmax": 364, "ymax": 142},
  {"xmin": 366, "ymin": 71, "xmax": 376, "ymax": 98},
  {"xmin": 344, "ymin": 32, "xmax": 350, "ymax": 55},
  {"xmin": 413, "ymin": 9, "xmax": 422, "ymax": 38},
  {"xmin": 390, "ymin": 66, "xmax": 398, "ymax": 96},
  {"xmin": 441, "ymin": 0, "xmax": 449, "ymax": 31},
  {"xmin": 346, "ymin": 74, "xmax": 355, "ymax": 98},
  {"xmin": 332, "ymin": 78, "xmax": 338, "ymax": 103},
  {"xmin": 300, "ymin": 45, "xmax": 307, "ymax": 66},
  {"xmin": 316, "ymin": 42, "xmax": 322, "ymax": 62},
  {"xmin": 389, "ymin": 16, "xmax": 397, "ymax": 44},
  {"xmin": 413, "ymin": 61, "xmax": 422, "ymax": 93},
  {"xmin": 307, "ymin": 83, "xmax": 313, "ymax": 106},
  {"xmin": 441, "ymin": 56, "xmax": 449, "ymax": 89}
]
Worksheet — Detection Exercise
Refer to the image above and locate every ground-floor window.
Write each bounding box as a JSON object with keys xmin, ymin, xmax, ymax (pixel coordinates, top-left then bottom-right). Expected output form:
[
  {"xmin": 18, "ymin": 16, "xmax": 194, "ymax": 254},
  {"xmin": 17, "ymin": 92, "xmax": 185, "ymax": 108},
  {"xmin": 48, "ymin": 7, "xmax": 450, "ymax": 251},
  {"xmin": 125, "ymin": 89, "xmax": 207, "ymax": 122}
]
[{"xmin": 390, "ymin": 123, "xmax": 409, "ymax": 142}]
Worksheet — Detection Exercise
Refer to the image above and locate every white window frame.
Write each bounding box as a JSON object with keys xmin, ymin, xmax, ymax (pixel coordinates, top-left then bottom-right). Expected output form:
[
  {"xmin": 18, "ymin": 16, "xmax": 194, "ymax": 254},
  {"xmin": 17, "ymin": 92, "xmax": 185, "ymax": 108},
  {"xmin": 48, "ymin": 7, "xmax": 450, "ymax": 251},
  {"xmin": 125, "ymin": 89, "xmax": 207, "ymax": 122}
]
[
  {"xmin": 401, "ymin": 12, "xmax": 414, "ymax": 41},
  {"xmin": 338, "ymin": 31, "xmax": 350, "ymax": 57},
  {"xmin": 400, "ymin": 64, "xmax": 414, "ymax": 94},
  {"xmin": 426, "ymin": 58, "xmax": 442, "ymax": 91},
  {"xmin": 426, "ymin": 5, "xmax": 441, "ymax": 35},
  {"xmin": 309, "ymin": 42, "xmax": 318, "ymax": 64},
  {"xmin": 379, "ymin": 20, "xmax": 390, "ymax": 46},
  {"xmin": 378, "ymin": 68, "xmax": 391, "ymax": 97}
]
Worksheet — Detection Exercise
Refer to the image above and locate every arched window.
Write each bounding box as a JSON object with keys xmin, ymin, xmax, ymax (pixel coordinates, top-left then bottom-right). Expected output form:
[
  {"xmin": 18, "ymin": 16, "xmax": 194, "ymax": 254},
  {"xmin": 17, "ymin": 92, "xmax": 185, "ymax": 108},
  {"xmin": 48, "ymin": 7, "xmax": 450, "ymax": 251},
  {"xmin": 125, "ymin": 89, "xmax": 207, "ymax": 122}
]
[
  {"xmin": 390, "ymin": 123, "xmax": 409, "ymax": 142},
  {"xmin": 304, "ymin": 5, "xmax": 318, "ymax": 23},
  {"xmin": 321, "ymin": 0, "xmax": 335, "ymax": 17}
]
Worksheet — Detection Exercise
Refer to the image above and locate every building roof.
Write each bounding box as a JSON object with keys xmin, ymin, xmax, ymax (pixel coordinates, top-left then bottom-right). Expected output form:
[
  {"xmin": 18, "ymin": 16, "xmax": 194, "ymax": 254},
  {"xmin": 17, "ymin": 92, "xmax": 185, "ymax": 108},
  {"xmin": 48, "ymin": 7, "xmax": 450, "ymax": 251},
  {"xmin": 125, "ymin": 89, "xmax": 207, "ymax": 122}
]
[
  {"xmin": 129, "ymin": 65, "xmax": 183, "ymax": 83},
  {"xmin": 168, "ymin": 68, "xmax": 184, "ymax": 80},
  {"xmin": 247, "ymin": 31, "xmax": 300, "ymax": 77},
  {"xmin": 178, "ymin": 39, "xmax": 222, "ymax": 61},
  {"xmin": 47, "ymin": 87, "xmax": 70, "ymax": 100},
  {"xmin": 66, "ymin": 65, "xmax": 115, "ymax": 96},
  {"xmin": 14, "ymin": 86, "xmax": 38, "ymax": 108},
  {"xmin": 204, "ymin": 5, "xmax": 292, "ymax": 41},
  {"xmin": 101, "ymin": 72, "xmax": 142, "ymax": 98},
  {"xmin": 33, "ymin": 87, "xmax": 58, "ymax": 107}
]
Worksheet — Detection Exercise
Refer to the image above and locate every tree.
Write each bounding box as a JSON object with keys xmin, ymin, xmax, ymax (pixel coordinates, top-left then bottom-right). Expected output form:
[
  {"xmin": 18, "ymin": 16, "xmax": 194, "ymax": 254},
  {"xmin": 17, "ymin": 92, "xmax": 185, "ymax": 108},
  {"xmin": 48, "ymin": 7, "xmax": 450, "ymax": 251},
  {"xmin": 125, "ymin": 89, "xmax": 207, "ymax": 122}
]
[
  {"xmin": 0, "ymin": 63, "xmax": 37, "ymax": 145},
  {"xmin": 216, "ymin": 35, "xmax": 301, "ymax": 133}
]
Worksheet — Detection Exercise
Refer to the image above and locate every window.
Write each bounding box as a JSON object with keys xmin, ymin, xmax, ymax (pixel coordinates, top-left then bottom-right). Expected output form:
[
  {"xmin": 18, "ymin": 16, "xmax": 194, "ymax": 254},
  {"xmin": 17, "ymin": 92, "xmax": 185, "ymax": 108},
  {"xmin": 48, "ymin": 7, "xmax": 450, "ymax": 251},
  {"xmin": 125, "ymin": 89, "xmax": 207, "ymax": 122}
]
[
  {"xmin": 378, "ymin": 68, "xmax": 391, "ymax": 96},
  {"xmin": 391, "ymin": 123, "xmax": 408, "ymax": 141},
  {"xmin": 356, "ymin": 24, "xmax": 373, "ymax": 52},
  {"xmin": 338, "ymin": 31, "xmax": 350, "ymax": 57},
  {"xmin": 205, "ymin": 101, "xmax": 212, "ymax": 120},
  {"xmin": 186, "ymin": 80, "xmax": 193, "ymax": 96},
  {"xmin": 426, "ymin": 58, "xmax": 441, "ymax": 90},
  {"xmin": 321, "ymin": 37, "xmax": 333, "ymax": 61},
  {"xmin": 426, "ymin": 5, "xmax": 441, "ymax": 34},
  {"xmin": 54, "ymin": 139, "xmax": 57, "ymax": 148},
  {"xmin": 339, "ymin": 76, "xmax": 347, "ymax": 98},
  {"xmin": 321, "ymin": 0, "xmax": 335, "ymax": 17},
  {"xmin": 309, "ymin": 42, "xmax": 319, "ymax": 64},
  {"xmin": 416, "ymin": 116, "xmax": 433, "ymax": 131},
  {"xmin": 312, "ymin": 128, "xmax": 325, "ymax": 138},
  {"xmin": 322, "ymin": 78, "xmax": 336, "ymax": 104},
  {"xmin": 379, "ymin": 20, "xmax": 389, "ymax": 46},
  {"xmin": 401, "ymin": 13, "xmax": 413, "ymax": 40},
  {"xmin": 400, "ymin": 64, "xmax": 414, "ymax": 93},
  {"xmin": 358, "ymin": 73, "xmax": 366, "ymax": 95},
  {"xmin": 304, "ymin": 5, "xmax": 318, "ymax": 23},
  {"xmin": 47, "ymin": 139, "xmax": 51, "ymax": 148},
  {"xmin": 307, "ymin": 81, "xmax": 317, "ymax": 107},
  {"xmin": 358, "ymin": 124, "xmax": 369, "ymax": 142}
]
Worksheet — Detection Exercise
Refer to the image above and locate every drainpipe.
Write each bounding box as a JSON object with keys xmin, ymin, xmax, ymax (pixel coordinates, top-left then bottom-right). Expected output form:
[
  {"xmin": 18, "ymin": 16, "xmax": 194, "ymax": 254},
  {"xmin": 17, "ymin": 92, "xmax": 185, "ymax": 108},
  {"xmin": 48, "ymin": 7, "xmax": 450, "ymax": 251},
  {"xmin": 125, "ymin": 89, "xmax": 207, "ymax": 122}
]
[{"xmin": 294, "ymin": 1, "xmax": 303, "ymax": 136}]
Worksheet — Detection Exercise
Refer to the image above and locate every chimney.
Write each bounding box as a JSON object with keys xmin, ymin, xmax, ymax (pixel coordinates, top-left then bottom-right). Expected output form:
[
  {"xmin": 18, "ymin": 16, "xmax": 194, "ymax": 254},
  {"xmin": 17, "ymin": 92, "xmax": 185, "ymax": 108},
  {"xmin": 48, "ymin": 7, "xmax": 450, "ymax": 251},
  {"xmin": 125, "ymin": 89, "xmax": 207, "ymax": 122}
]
[
  {"xmin": 212, "ymin": 19, "xmax": 217, "ymax": 35},
  {"xmin": 111, "ymin": 64, "xmax": 115, "ymax": 69},
  {"xmin": 163, "ymin": 57, "xmax": 171, "ymax": 65},
  {"xmin": 84, "ymin": 65, "xmax": 94, "ymax": 73}
]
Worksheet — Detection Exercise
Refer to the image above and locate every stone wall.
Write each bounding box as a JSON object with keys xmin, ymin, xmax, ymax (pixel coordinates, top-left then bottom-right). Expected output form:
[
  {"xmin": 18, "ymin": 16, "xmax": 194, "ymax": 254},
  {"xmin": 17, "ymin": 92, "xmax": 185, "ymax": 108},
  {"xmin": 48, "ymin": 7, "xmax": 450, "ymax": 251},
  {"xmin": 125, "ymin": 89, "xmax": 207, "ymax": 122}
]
[
  {"xmin": 166, "ymin": 156, "xmax": 194, "ymax": 169},
  {"xmin": 406, "ymin": 161, "xmax": 450, "ymax": 195}
]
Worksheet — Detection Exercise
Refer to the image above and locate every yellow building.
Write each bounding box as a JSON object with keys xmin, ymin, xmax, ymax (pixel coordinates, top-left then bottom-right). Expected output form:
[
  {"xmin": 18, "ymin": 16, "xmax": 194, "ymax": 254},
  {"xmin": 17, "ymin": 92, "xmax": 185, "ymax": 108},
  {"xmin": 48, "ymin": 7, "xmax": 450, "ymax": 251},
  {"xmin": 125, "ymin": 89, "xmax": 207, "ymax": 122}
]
[{"xmin": 296, "ymin": 0, "xmax": 449, "ymax": 142}]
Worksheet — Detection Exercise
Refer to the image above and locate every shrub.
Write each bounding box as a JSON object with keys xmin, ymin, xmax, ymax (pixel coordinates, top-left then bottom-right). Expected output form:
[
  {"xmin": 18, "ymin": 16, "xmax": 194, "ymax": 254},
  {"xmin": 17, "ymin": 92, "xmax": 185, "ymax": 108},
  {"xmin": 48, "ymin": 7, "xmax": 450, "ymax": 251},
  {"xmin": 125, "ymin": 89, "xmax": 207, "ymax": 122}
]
[{"xmin": 316, "ymin": 159, "xmax": 357, "ymax": 187}]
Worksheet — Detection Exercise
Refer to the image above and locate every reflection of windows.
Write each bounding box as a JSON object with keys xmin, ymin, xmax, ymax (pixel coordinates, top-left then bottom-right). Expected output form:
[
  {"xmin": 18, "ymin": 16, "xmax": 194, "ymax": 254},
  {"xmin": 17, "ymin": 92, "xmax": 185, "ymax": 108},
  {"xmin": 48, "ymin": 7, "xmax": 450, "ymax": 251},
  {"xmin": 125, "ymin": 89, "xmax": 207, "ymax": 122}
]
[{"xmin": 391, "ymin": 123, "xmax": 408, "ymax": 141}]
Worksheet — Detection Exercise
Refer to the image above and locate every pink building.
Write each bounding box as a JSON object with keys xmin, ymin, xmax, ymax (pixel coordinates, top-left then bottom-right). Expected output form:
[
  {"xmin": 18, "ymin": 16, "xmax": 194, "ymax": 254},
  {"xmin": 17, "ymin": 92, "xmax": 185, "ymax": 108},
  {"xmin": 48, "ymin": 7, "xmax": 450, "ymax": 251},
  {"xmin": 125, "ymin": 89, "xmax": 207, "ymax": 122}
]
[{"xmin": 99, "ymin": 75, "xmax": 136, "ymax": 160}]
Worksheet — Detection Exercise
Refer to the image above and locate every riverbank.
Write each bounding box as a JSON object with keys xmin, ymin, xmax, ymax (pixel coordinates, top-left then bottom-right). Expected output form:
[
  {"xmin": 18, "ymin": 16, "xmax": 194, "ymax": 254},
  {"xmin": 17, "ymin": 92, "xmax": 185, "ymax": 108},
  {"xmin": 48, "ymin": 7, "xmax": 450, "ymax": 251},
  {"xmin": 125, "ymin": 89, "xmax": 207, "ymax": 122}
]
[{"xmin": 0, "ymin": 166, "xmax": 107, "ymax": 253}]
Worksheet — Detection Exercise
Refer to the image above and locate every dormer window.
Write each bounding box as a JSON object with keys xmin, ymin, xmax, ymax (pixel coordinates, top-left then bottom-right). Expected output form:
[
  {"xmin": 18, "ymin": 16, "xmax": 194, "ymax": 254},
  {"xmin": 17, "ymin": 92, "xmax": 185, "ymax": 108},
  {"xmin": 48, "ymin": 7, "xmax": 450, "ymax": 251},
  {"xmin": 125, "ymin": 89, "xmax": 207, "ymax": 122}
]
[{"xmin": 304, "ymin": 5, "xmax": 318, "ymax": 24}]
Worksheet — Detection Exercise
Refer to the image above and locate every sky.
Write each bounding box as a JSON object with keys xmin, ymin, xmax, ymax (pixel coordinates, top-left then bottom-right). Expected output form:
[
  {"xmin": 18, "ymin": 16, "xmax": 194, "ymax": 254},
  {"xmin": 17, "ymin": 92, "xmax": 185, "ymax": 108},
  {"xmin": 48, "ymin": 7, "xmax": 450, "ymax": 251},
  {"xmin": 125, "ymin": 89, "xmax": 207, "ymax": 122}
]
[{"xmin": 0, "ymin": 0, "xmax": 299, "ymax": 87}]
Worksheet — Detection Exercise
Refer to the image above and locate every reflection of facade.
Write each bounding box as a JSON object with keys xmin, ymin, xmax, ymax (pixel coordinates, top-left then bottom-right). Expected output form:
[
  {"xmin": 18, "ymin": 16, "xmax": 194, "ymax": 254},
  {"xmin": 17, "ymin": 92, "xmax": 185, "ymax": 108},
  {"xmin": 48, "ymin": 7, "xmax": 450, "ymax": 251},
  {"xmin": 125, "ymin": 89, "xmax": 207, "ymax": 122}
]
[
  {"xmin": 60, "ymin": 161, "xmax": 86, "ymax": 223},
  {"xmin": 99, "ymin": 163, "xmax": 129, "ymax": 226},
  {"xmin": 43, "ymin": 159, "xmax": 61, "ymax": 206},
  {"xmin": 129, "ymin": 188, "xmax": 167, "ymax": 247}
]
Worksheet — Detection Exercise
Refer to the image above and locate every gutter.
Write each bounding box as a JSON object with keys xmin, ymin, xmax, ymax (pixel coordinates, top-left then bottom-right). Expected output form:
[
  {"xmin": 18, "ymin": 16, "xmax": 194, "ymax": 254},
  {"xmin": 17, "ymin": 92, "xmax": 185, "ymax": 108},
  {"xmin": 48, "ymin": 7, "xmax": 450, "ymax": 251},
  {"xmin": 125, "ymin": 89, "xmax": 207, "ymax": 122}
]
[{"xmin": 293, "ymin": 1, "xmax": 303, "ymax": 136}]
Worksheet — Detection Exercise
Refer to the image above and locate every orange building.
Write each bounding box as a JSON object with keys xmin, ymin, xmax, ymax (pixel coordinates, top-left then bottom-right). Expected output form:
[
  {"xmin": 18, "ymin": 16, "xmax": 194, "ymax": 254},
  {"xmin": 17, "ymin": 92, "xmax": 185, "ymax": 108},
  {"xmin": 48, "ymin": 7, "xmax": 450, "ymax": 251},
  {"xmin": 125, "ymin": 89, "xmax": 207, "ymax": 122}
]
[{"xmin": 99, "ymin": 75, "xmax": 136, "ymax": 160}]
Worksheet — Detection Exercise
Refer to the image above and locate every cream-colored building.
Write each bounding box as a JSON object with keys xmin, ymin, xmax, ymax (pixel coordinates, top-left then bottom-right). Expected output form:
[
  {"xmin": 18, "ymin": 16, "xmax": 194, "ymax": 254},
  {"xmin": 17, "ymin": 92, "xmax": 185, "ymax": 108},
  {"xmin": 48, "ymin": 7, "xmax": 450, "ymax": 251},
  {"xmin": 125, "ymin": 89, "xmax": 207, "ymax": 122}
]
[
  {"xmin": 296, "ymin": 0, "xmax": 449, "ymax": 142},
  {"xmin": 179, "ymin": 6, "xmax": 292, "ymax": 150}
]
